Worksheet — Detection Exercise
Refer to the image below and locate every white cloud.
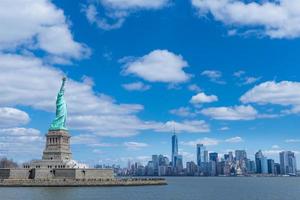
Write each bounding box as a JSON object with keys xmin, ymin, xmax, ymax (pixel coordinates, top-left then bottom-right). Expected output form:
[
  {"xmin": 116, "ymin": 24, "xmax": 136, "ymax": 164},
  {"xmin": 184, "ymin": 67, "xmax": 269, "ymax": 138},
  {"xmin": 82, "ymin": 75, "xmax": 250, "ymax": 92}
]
[
  {"xmin": 92, "ymin": 149, "xmax": 104, "ymax": 154},
  {"xmin": 285, "ymin": 139, "xmax": 300, "ymax": 143},
  {"xmin": 191, "ymin": 0, "xmax": 300, "ymax": 39},
  {"xmin": 219, "ymin": 126, "xmax": 229, "ymax": 131},
  {"xmin": 233, "ymin": 70, "xmax": 245, "ymax": 78},
  {"xmin": 178, "ymin": 150, "xmax": 195, "ymax": 162},
  {"xmin": 122, "ymin": 50, "xmax": 190, "ymax": 83},
  {"xmin": 101, "ymin": 0, "xmax": 169, "ymax": 9},
  {"xmin": 0, "ymin": 128, "xmax": 43, "ymax": 159},
  {"xmin": 182, "ymin": 136, "xmax": 243, "ymax": 147},
  {"xmin": 156, "ymin": 120, "xmax": 210, "ymax": 133},
  {"xmin": 201, "ymin": 70, "xmax": 225, "ymax": 84},
  {"xmin": 190, "ymin": 92, "xmax": 218, "ymax": 104},
  {"xmin": 69, "ymin": 115, "xmax": 160, "ymax": 137},
  {"xmin": 83, "ymin": 4, "xmax": 125, "ymax": 31},
  {"xmin": 225, "ymin": 136, "xmax": 244, "ymax": 143},
  {"xmin": 272, "ymin": 145, "xmax": 280, "ymax": 149},
  {"xmin": 201, "ymin": 70, "xmax": 221, "ymax": 79},
  {"xmin": 201, "ymin": 105, "xmax": 258, "ymax": 120},
  {"xmin": 181, "ymin": 137, "xmax": 220, "ymax": 146},
  {"xmin": 83, "ymin": 0, "xmax": 169, "ymax": 30},
  {"xmin": 188, "ymin": 84, "xmax": 202, "ymax": 92},
  {"xmin": 0, "ymin": 53, "xmax": 157, "ymax": 137},
  {"xmin": 72, "ymin": 134, "xmax": 99, "ymax": 145},
  {"xmin": 0, "ymin": 0, "xmax": 89, "ymax": 61},
  {"xmin": 122, "ymin": 82, "xmax": 151, "ymax": 91},
  {"xmin": 262, "ymin": 150, "xmax": 282, "ymax": 156},
  {"xmin": 71, "ymin": 134, "xmax": 114, "ymax": 146},
  {"xmin": 169, "ymin": 107, "xmax": 196, "ymax": 117},
  {"xmin": 233, "ymin": 71, "xmax": 260, "ymax": 85},
  {"xmin": 240, "ymin": 81, "xmax": 300, "ymax": 114},
  {"xmin": 0, "ymin": 54, "xmax": 211, "ymax": 137},
  {"xmin": 0, "ymin": 128, "xmax": 41, "ymax": 142},
  {"xmin": 124, "ymin": 142, "xmax": 149, "ymax": 149},
  {"xmin": 0, "ymin": 107, "xmax": 30, "ymax": 128},
  {"xmin": 243, "ymin": 76, "xmax": 261, "ymax": 85}
]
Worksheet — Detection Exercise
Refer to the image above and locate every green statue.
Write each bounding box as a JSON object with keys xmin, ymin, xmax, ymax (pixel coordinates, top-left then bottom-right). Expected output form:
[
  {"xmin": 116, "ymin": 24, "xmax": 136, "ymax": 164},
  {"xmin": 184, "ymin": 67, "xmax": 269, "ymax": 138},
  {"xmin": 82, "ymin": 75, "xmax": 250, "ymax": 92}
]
[{"xmin": 49, "ymin": 77, "xmax": 68, "ymax": 131}]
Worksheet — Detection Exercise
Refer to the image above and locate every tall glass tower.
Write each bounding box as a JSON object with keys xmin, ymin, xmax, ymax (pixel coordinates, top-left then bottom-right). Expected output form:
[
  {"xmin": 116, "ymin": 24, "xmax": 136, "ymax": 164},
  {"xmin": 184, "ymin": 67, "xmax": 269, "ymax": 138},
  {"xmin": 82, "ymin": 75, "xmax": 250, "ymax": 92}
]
[
  {"xmin": 171, "ymin": 133, "xmax": 178, "ymax": 167},
  {"xmin": 196, "ymin": 144, "xmax": 205, "ymax": 167},
  {"xmin": 280, "ymin": 151, "xmax": 297, "ymax": 175}
]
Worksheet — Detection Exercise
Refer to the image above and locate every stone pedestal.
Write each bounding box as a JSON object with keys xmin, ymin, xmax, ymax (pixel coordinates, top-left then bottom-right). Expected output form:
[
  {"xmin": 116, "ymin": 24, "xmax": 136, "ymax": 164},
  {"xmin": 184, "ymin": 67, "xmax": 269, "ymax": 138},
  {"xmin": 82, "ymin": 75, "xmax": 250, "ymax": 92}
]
[{"xmin": 42, "ymin": 130, "xmax": 72, "ymax": 162}]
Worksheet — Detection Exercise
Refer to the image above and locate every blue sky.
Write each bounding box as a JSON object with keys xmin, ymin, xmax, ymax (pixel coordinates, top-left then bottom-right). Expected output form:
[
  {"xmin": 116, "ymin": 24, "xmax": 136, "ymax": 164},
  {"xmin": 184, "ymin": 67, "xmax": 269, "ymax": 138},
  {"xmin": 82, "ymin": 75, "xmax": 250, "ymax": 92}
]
[{"xmin": 1, "ymin": 0, "xmax": 300, "ymax": 167}]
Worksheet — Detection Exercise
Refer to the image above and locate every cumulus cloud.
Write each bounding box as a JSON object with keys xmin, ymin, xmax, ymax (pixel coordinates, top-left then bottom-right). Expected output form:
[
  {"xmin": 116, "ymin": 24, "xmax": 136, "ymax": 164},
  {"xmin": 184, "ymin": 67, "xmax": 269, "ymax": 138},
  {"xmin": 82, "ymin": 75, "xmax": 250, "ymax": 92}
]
[
  {"xmin": 101, "ymin": 0, "xmax": 169, "ymax": 9},
  {"xmin": 0, "ymin": 53, "xmax": 211, "ymax": 137},
  {"xmin": 243, "ymin": 76, "xmax": 261, "ymax": 85},
  {"xmin": 201, "ymin": 70, "xmax": 225, "ymax": 84},
  {"xmin": 0, "ymin": 128, "xmax": 43, "ymax": 159},
  {"xmin": 122, "ymin": 82, "xmax": 151, "ymax": 91},
  {"xmin": 272, "ymin": 145, "xmax": 280, "ymax": 149},
  {"xmin": 181, "ymin": 136, "xmax": 244, "ymax": 147},
  {"xmin": 124, "ymin": 142, "xmax": 149, "ymax": 149},
  {"xmin": 225, "ymin": 136, "xmax": 244, "ymax": 143},
  {"xmin": 69, "ymin": 115, "xmax": 160, "ymax": 137},
  {"xmin": 0, "ymin": 0, "xmax": 90, "ymax": 62},
  {"xmin": 71, "ymin": 134, "xmax": 116, "ymax": 147},
  {"xmin": 190, "ymin": 92, "xmax": 218, "ymax": 104},
  {"xmin": 156, "ymin": 120, "xmax": 210, "ymax": 133},
  {"xmin": 201, "ymin": 105, "xmax": 258, "ymax": 120},
  {"xmin": 122, "ymin": 50, "xmax": 190, "ymax": 83},
  {"xmin": 0, "ymin": 54, "xmax": 147, "ymax": 137},
  {"xmin": 181, "ymin": 137, "xmax": 220, "ymax": 146},
  {"xmin": 188, "ymin": 84, "xmax": 202, "ymax": 92},
  {"xmin": 263, "ymin": 148, "xmax": 299, "ymax": 157},
  {"xmin": 240, "ymin": 81, "xmax": 300, "ymax": 114},
  {"xmin": 233, "ymin": 70, "xmax": 261, "ymax": 85},
  {"xmin": 219, "ymin": 126, "xmax": 229, "ymax": 131},
  {"xmin": 233, "ymin": 70, "xmax": 245, "ymax": 78},
  {"xmin": 83, "ymin": 0, "xmax": 169, "ymax": 30},
  {"xmin": 191, "ymin": 0, "xmax": 300, "ymax": 39},
  {"xmin": 0, "ymin": 107, "xmax": 30, "ymax": 128},
  {"xmin": 169, "ymin": 107, "xmax": 196, "ymax": 117},
  {"xmin": 0, "ymin": 128, "xmax": 42, "ymax": 142},
  {"xmin": 285, "ymin": 139, "xmax": 300, "ymax": 143}
]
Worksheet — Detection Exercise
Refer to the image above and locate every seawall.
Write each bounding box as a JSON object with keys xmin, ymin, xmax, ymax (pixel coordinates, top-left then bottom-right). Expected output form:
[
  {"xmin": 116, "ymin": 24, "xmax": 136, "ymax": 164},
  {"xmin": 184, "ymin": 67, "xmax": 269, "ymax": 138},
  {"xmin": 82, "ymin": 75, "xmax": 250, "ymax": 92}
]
[{"xmin": 0, "ymin": 178, "xmax": 167, "ymax": 187}]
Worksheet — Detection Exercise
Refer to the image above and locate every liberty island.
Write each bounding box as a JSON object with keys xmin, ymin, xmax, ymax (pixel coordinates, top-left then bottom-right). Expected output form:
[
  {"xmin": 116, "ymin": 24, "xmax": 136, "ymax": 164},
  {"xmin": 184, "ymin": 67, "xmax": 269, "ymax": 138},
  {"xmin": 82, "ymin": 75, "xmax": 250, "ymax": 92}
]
[{"xmin": 0, "ymin": 78, "xmax": 166, "ymax": 187}]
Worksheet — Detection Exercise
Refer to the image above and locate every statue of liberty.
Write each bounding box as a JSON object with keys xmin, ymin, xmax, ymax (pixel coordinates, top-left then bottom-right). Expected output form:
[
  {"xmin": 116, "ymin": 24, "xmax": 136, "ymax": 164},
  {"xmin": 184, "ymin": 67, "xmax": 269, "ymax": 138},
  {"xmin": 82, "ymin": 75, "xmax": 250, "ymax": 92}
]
[{"xmin": 49, "ymin": 77, "xmax": 68, "ymax": 131}]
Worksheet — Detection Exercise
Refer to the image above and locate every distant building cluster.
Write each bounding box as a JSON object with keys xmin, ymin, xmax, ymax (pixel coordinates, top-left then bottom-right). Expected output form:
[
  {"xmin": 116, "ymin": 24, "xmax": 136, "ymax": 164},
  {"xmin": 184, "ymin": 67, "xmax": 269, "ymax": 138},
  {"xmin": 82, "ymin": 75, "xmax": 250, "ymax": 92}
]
[{"xmin": 116, "ymin": 134, "xmax": 297, "ymax": 177}]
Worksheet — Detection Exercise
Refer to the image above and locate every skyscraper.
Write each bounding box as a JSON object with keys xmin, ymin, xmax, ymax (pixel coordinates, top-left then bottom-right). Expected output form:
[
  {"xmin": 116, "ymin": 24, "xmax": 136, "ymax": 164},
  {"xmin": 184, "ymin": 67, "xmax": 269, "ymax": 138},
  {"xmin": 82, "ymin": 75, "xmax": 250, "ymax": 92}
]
[
  {"xmin": 261, "ymin": 156, "xmax": 268, "ymax": 174},
  {"xmin": 176, "ymin": 155, "xmax": 183, "ymax": 173},
  {"xmin": 280, "ymin": 151, "xmax": 297, "ymax": 175},
  {"xmin": 228, "ymin": 152, "xmax": 234, "ymax": 162},
  {"xmin": 255, "ymin": 150, "xmax": 263, "ymax": 173},
  {"xmin": 152, "ymin": 155, "xmax": 159, "ymax": 176},
  {"xmin": 196, "ymin": 144, "xmax": 205, "ymax": 167},
  {"xmin": 171, "ymin": 133, "xmax": 178, "ymax": 167},
  {"xmin": 267, "ymin": 159, "xmax": 275, "ymax": 174},
  {"xmin": 186, "ymin": 161, "xmax": 197, "ymax": 176},
  {"xmin": 209, "ymin": 152, "xmax": 218, "ymax": 162},
  {"xmin": 235, "ymin": 150, "xmax": 247, "ymax": 161},
  {"xmin": 204, "ymin": 150, "xmax": 209, "ymax": 163}
]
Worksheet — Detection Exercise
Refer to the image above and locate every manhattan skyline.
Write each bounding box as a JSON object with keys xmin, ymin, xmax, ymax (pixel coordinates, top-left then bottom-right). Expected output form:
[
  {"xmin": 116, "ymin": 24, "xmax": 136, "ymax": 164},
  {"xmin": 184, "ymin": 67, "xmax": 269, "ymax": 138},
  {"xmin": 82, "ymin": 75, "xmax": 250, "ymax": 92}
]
[
  {"xmin": 1, "ymin": 0, "xmax": 300, "ymax": 168},
  {"xmin": 118, "ymin": 133, "xmax": 297, "ymax": 177}
]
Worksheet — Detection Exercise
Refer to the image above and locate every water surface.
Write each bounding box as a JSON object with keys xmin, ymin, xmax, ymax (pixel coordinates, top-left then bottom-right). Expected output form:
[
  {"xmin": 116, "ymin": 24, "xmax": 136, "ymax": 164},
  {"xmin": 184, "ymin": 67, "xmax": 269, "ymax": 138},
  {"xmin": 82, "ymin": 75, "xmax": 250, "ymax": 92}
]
[{"xmin": 1, "ymin": 177, "xmax": 300, "ymax": 200}]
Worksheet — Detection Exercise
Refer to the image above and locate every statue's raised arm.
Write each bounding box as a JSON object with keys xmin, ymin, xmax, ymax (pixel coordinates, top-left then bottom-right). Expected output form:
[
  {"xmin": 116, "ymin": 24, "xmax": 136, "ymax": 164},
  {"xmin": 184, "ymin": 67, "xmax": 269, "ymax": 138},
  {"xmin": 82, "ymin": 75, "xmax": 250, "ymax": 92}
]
[
  {"xmin": 60, "ymin": 77, "xmax": 66, "ymax": 92},
  {"xmin": 49, "ymin": 77, "xmax": 68, "ymax": 131}
]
